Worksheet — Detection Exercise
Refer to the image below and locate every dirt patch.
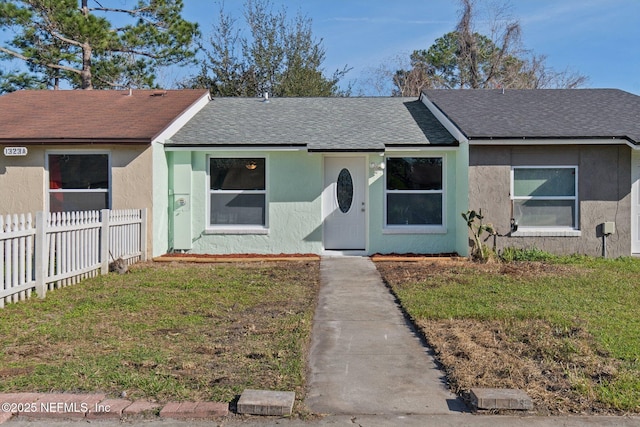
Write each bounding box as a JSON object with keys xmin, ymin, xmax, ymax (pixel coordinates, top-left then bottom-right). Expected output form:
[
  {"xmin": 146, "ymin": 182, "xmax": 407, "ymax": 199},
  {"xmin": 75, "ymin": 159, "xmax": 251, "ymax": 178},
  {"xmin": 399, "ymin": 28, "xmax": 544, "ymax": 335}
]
[
  {"xmin": 371, "ymin": 252, "xmax": 460, "ymax": 259},
  {"xmin": 0, "ymin": 367, "xmax": 34, "ymax": 377},
  {"xmin": 376, "ymin": 258, "xmax": 580, "ymax": 284}
]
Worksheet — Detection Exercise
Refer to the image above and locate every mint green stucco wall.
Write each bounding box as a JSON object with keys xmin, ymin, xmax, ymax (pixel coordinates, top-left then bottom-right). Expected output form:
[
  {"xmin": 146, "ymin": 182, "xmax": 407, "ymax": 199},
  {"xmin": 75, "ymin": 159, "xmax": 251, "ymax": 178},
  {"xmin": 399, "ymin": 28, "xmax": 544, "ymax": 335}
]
[
  {"xmin": 177, "ymin": 150, "xmax": 324, "ymax": 254},
  {"xmin": 367, "ymin": 150, "xmax": 468, "ymax": 255},
  {"xmin": 164, "ymin": 147, "xmax": 468, "ymax": 256}
]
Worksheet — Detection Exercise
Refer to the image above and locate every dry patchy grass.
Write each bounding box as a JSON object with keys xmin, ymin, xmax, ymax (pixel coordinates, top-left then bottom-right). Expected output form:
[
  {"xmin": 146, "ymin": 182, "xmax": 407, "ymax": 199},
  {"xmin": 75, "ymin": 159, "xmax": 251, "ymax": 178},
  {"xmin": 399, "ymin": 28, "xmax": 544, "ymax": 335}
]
[{"xmin": 377, "ymin": 258, "xmax": 640, "ymax": 415}]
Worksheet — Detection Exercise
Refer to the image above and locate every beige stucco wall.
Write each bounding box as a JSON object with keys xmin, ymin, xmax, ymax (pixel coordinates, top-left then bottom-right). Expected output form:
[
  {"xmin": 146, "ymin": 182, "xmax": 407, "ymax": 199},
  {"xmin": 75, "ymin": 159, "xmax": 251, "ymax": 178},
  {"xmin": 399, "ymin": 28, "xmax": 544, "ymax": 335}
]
[
  {"xmin": 469, "ymin": 144, "xmax": 632, "ymax": 257},
  {"xmin": 0, "ymin": 146, "xmax": 46, "ymax": 214},
  {"xmin": 0, "ymin": 144, "xmax": 153, "ymax": 258}
]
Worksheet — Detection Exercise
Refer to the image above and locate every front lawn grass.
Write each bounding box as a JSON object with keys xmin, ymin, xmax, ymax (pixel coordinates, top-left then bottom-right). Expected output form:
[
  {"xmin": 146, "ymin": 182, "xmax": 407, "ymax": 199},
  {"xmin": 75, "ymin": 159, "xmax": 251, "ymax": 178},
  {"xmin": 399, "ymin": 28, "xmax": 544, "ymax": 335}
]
[
  {"xmin": 0, "ymin": 261, "xmax": 320, "ymax": 404},
  {"xmin": 377, "ymin": 256, "xmax": 640, "ymax": 414}
]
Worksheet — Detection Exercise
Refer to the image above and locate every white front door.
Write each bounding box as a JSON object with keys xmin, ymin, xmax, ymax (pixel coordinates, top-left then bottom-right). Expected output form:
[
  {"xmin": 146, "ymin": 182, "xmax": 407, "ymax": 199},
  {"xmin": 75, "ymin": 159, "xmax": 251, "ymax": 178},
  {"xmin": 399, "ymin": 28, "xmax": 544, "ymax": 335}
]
[
  {"xmin": 632, "ymin": 151, "xmax": 640, "ymax": 254},
  {"xmin": 323, "ymin": 157, "xmax": 366, "ymax": 250}
]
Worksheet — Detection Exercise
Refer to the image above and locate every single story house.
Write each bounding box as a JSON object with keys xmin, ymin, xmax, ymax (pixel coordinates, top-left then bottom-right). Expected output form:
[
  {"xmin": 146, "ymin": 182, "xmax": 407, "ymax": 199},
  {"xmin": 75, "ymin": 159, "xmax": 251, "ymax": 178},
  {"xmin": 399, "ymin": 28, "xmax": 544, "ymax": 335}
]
[
  {"xmin": 161, "ymin": 97, "xmax": 470, "ymax": 256},
  {"xmin": 421, "ymin": 88, "xmax": 640, "ymax": 258},
  {"xmin": 4, "ymin": 88, "xmax": 640, "ymax": 258},
  {"xmin": 0, "ymin": 89, "xmax": 210, "ymax": 258}
]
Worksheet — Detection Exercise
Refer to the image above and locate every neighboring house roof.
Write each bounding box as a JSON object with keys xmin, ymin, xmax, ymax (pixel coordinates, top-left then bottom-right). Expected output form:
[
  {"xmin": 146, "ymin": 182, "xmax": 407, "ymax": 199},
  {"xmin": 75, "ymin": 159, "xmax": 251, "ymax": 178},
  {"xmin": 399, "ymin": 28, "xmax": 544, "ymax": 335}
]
[
  {"xmin": 422, "ymin": 88, "xmax": 640, "ymax": 144},
  {"xmin": 168, "ymin": 97, "xmax": 456, "ymax": 151},
  {"xmin": 0, "ymin": 89, "xmax": 210, "ymax": 144}
]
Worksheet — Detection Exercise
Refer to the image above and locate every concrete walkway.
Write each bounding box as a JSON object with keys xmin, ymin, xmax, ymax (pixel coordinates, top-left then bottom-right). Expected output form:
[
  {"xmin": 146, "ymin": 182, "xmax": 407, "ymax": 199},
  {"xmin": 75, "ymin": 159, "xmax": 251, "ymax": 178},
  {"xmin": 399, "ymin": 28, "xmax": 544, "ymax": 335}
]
[{"xmin": 305, "ymin": 256, "xmax": 466, "ymax": 415}]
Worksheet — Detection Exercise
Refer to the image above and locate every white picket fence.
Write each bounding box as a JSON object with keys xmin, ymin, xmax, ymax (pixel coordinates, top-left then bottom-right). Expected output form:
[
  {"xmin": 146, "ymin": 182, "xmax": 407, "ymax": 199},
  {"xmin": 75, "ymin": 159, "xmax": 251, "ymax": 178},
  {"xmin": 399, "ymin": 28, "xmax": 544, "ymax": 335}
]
[{"xmin": 0, "ymin": 209, "xmax": 147, "ymax": 308}]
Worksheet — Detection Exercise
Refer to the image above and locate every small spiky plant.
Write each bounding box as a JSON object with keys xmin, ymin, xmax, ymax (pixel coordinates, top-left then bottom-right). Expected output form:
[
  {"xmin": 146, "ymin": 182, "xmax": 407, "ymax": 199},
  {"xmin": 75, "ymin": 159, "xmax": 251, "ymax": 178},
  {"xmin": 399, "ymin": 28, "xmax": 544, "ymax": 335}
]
[{"xmin": 461, "ymin": 209, "xmax": 495, "ymax": 261}]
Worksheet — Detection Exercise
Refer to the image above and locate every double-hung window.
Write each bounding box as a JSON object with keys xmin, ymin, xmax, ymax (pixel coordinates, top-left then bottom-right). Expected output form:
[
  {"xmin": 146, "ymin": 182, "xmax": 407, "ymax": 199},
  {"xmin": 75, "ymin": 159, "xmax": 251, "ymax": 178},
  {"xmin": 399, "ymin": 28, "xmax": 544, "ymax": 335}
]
[
  {"xmin": 209, "ymin": 158, "xmax": 266, "ymax": 228},
  {"xmin": 48, "ymin": 153, "xmax": 110, "ymax": 212},
  {"xmin": 511, "ymin": 166, "xmax": 578, "ymax": 229},
  {"xmin": 385, "ymin": 157, "xmax": 444, "ymax": 228}
]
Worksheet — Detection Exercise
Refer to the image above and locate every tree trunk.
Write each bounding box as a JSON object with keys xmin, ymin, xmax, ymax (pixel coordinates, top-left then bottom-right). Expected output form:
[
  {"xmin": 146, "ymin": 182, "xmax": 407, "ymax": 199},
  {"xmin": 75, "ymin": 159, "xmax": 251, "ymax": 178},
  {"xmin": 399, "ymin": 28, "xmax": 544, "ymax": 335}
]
[
  {"xmin": 80, "ymin": 0, "xmax": 93, "ymax": 89},
  {"xmin": 81, "ymin": 43, "xmax": 93, "ymax": 89},
  {"xmin": 469, "ymin": 39, "xmax": 479, "ymax": 89}
]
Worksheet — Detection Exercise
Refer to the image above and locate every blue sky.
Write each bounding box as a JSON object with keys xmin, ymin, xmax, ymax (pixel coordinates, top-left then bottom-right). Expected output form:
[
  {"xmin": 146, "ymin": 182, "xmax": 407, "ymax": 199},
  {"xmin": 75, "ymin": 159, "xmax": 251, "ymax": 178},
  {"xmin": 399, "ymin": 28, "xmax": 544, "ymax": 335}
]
[{"xmin": 173, "ymin": 0, "xmax": 640, "ymax": 95}]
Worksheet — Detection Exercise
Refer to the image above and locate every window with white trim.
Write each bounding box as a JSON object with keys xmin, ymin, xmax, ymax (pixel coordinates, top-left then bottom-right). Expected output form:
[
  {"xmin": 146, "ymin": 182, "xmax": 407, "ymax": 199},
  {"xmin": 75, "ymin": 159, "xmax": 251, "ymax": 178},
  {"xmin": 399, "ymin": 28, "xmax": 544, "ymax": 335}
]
[
  {"xmin": 511, "ymin": 166, "xmax": 578, "ymax": 229},
  {"xmin": 385, "ymin": 157, "xmax": 444, "ymax": 226},
  {"xmin": 48, "ymin": 153, "xmax": 110, "ymax": 212},
  {"xmin": 209, "ymin": 158, "xmax": 266, "ymax": 227}
]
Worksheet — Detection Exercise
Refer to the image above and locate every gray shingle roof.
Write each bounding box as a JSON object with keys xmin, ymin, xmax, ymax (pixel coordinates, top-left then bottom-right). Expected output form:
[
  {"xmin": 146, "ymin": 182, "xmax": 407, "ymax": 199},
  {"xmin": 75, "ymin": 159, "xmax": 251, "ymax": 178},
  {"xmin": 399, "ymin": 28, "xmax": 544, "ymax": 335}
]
[
  {"xmin": 168, "ymin": 97, "xmax": 456, "ymax": 150},
  {"xmin": 422, "ymin": 89, "xmax": 640, "ymax": 144}
]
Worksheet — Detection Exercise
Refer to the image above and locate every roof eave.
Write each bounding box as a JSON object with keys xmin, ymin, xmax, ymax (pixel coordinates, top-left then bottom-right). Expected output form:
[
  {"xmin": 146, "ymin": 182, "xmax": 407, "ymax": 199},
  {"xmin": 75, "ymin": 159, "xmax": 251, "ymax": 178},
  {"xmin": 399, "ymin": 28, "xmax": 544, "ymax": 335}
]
[
  {"xmin": 163, "ymin": 142, "xmax": 307, "ymax": 148},
  {"xmin": 306, "ymin": 148, "xmax": 385, "ymax": 153},
  {"xmin": 468, "ymin": 135, "xmax": 633, "ymax": 142},
  {"xmin": 0, "ymin": 138, "xmax": 152, "ymax": 145},
  {"xmin": 163, "ymin": 143, "xmax": 308, "ymax": 152},
  {"xmin": 385, "ymin": 142, "xmax": 460, "ymax": 147},
  {"xmin": 468, "ymin": 135, "xmax": 640, "ymax": 149},
  {"xmin": 150, "ymin": 90, "xmax": 211, "ymax": 142},
  {"xmin": 418, "ymin": 93, "xmax": 469, "ymax": 143}
]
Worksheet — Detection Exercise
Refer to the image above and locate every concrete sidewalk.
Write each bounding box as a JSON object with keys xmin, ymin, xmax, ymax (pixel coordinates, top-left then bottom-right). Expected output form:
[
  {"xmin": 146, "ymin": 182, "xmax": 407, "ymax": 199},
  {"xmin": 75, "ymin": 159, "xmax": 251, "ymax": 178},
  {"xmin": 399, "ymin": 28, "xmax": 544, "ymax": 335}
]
[
  {"xmin": 5, "ymin": 414, "xmax": 640, "ymax": 426},
  {"xmin": 305, "ymin": 256, "xmax": 466, "ymax": 415}
]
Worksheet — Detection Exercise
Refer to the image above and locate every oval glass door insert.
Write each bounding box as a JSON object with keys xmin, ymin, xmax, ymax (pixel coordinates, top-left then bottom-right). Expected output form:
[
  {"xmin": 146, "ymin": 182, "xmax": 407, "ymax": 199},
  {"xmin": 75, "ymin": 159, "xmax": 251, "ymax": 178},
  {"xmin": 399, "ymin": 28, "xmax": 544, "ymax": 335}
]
[{"xmin": 337, "ymin": 168, "xmax": 354, "ymax": 213}]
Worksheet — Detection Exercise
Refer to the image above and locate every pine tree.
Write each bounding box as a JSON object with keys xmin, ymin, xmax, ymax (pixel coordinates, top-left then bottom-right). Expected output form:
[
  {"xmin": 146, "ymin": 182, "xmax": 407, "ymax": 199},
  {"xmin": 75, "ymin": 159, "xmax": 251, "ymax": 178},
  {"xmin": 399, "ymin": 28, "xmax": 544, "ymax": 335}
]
[{"xmin": 0, "ymin": 0, "xmax": 199, "ymax": 89}]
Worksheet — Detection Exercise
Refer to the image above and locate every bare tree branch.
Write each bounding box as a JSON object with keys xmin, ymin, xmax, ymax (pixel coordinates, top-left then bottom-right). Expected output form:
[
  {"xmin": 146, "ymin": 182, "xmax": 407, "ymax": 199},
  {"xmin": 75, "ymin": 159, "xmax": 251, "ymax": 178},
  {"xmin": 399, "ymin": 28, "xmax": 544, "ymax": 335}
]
[
  {"xmin": 0, "ymin": 45, "xmax": 81, "ymax": 75},
  {"xmin": 108, "ymin": 48, "xmax": 161, "ymax": 60},
  {"xmin": 87, "ymin": 7, "xmax": 151, "ymax": 15},
  {"xmin": 378, "ymin": 0, "xmax": 588, "ymax": 94},
  {"xmin": 45, "ymin": 31, "xmax": 85, "ymax": 49}
]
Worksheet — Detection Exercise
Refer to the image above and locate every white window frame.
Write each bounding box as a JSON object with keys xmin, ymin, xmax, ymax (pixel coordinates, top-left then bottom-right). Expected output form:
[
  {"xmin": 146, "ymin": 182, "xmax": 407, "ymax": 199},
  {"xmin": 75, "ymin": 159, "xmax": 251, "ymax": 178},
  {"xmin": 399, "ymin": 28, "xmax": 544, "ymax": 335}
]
[
  {"xmin": 206, "ymin": 155, "xmax": 269, "ymax": 234},
  {"xmin": 383, "ymin": 155, "xmax": 446, "ymax": 234},
  {"xmin": 46, "ymin": 150, "xmax": 111, "ymax": 212},
  {"xmin": 510, "ymin": 165, "xmax": 580, "ymax": 236}
]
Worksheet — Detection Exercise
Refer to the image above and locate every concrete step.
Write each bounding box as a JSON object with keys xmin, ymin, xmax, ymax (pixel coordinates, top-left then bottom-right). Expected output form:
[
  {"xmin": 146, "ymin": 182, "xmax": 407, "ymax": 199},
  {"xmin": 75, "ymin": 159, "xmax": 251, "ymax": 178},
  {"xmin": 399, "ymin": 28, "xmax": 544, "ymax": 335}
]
[
  {"xmin": 470, "ymin": 388, "xmax": 533, "ymax": 410},
  {"xmin": 237, "ymin": 389, "xmax": 295, "ymax": 416}
]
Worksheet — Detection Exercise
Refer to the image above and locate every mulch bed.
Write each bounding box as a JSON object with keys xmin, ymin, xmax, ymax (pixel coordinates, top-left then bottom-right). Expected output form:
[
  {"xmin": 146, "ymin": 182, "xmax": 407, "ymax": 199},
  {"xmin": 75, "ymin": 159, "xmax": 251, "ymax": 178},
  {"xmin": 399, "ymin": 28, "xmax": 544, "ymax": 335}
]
[
  {"xmin": 154, "ymin": 253, "xmax": 320, "ymax": 262},
  {"xmin": 370, "ymin": 252, "xmax": 464, "ymax": 262}
]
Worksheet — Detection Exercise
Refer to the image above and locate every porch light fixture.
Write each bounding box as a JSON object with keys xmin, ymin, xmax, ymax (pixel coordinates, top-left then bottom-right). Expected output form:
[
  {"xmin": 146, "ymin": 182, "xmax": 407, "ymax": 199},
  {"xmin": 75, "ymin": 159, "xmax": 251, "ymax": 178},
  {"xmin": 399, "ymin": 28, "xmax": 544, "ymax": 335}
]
[
  {"xmin": 245, "ymin": 160, "xmax": 258, "ymax": 170},
  {"xmin": 370, "ymin": 161, "xmax": 385, "ymax": 171}
]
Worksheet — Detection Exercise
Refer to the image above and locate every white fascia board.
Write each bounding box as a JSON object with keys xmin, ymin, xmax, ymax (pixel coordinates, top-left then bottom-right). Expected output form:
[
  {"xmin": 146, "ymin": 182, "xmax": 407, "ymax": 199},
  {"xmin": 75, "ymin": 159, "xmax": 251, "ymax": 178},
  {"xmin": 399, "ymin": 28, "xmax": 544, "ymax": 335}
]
[
  {"xmin": 469, "ymin": 138, "xmax": 635, "ymax": 148},
  {"xmin": 419, "ymin": 93, "xmax": 468, "ymax": 144},
  {"xmin": 384, "ymin": 146, "xmax": 460, "ymax": 152},
  {"xmin": 152, "ymin": 92, "xmax": 212, "ymax": 144},
  {"xmin": 164, "ymin": 145, "xmax": 306, "ymax": 152}
]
